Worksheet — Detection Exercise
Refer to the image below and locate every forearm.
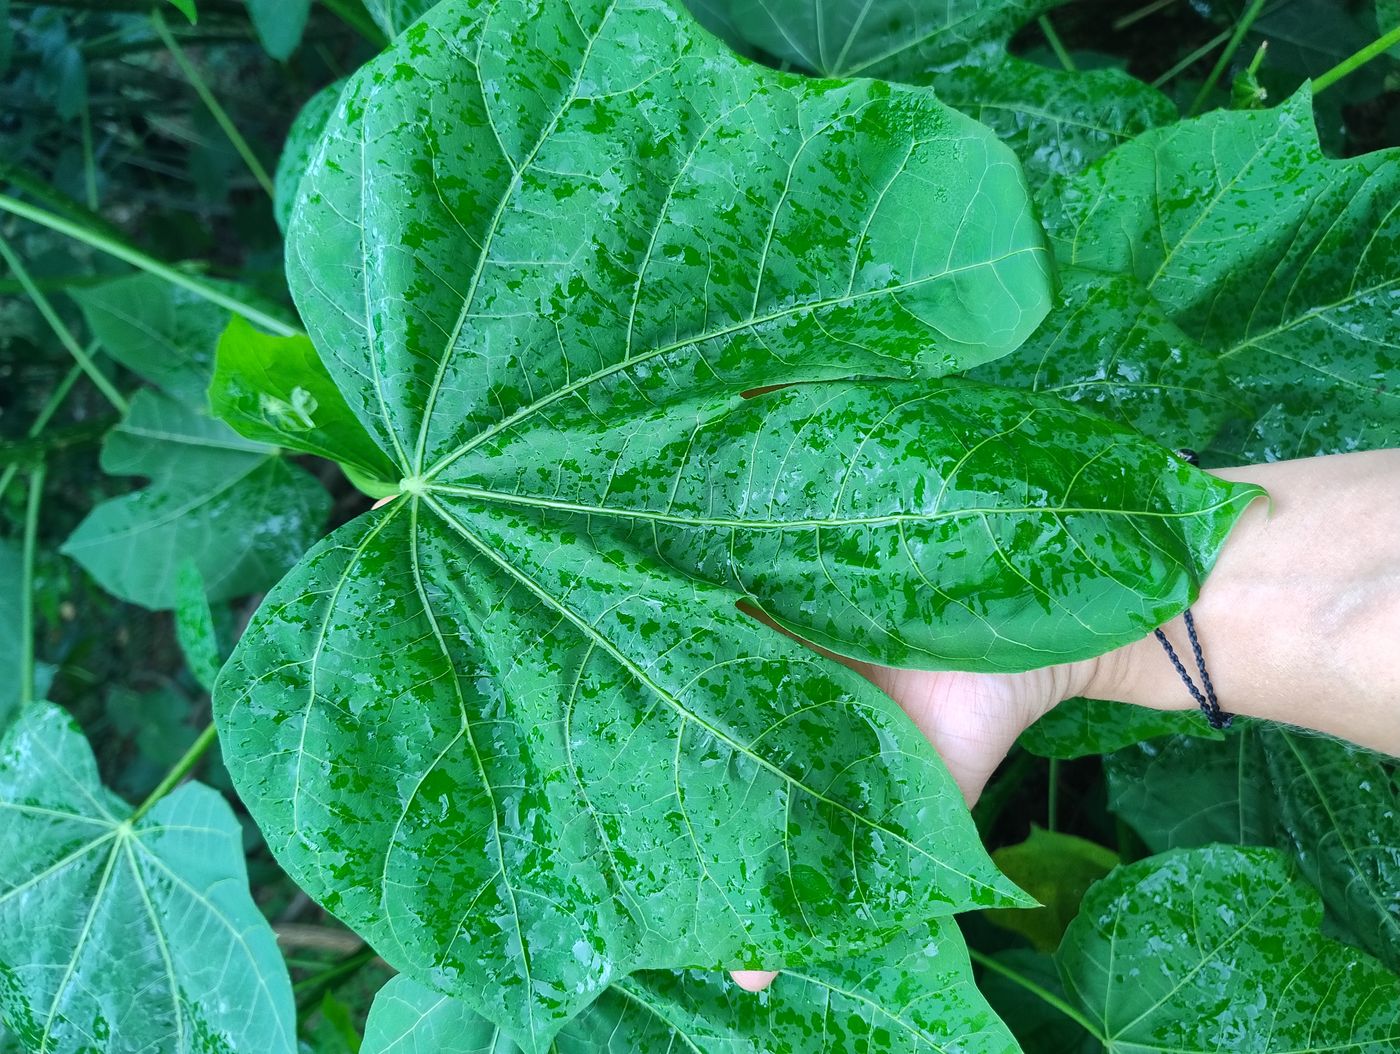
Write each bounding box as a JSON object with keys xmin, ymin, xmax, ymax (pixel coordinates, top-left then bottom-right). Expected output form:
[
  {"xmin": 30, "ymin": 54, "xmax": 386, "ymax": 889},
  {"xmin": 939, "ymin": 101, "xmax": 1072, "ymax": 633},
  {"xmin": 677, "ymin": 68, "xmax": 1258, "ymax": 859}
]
[{"xmin": 1085, "ymin": 450, "xmax": 1400, "ymax": 756}]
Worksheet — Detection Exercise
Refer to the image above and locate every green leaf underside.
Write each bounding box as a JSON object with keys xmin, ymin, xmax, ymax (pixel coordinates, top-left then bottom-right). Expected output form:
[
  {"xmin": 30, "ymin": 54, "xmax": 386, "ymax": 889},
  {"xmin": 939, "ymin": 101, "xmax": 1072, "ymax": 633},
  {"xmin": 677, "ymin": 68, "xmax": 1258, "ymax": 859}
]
[
  {"xmin": 362, "ymin": 920, "xmax": 1017, "ymax": 1053},
  {"xmin": 682, "ymin": 0, "xmax": 1176, "ymax": 188},
  {"xmin": 211, "ymin": 315, "xmax": 400, "ymax": 486},
  {"xmin": 1039, "ymin": 89, "xmax": 1400, "ymax": 461},
  {"xmin": 1019, "ymin": 695, "xmax": 1220, "ymax": 760},
  {"xmin": 1108, "ymin": 723, "xmax": 1400, "ymax": 975},
  {"xmin": 1057, "ymin": 846, "xmax": 1400, "ymax": 1052},
  {"xmin": 213, "ymin": 0, "xmax": 1279, "ymax": 1045},
  {"xmin": 62, "ymin": 390, "xmax": 329, "ymax": 609},
  {"xmin": 0, "ymin": 704, "xmax": 295, "ymax": 1053}
]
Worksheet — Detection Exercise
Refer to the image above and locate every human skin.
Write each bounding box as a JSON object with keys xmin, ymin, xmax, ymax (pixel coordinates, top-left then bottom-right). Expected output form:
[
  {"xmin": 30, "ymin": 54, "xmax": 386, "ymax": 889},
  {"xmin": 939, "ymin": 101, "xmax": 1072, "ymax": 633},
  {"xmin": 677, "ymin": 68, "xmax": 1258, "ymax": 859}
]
[{"xmin": 732, "ymin": 448, "xmax": 1400, "ymax": 992}]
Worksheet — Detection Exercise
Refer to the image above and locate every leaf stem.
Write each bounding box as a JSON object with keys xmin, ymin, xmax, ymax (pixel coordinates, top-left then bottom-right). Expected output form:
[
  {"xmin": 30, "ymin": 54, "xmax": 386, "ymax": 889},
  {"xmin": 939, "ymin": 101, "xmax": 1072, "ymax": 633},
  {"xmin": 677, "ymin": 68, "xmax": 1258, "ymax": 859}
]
[
  {"xmin": 968, "ymin": 948, "xmax": 1105, "ymax": 1043},
  {"xmin": 1037, "ymin": 15, "xmax": 1077, "ymax": 72},
  {"xmin": 151, "ymin": 8, "xmax": 276, "ymax": 198},
  {"xmin": 1312, "ymin": 22, "xmax": 1400, "ymax": 93},
  {"xmin": 321, "ymin": 0, "xmax": 389, "ymax": 48},
  {"xmin": 1151, "ymin": 26, "xmax": 1231, "ymax": 88},
  {"xmin": 1187, "ymin": 0, "xmax": 1267, "ymax": 115},
  {"xmin": 0, "ymin": 232, "xmax": 129, "ymax": 414},
  {"xmin": 0, "ymin": 194, "xmax": 299, "ymax": 335},
  {"xmin": 130, "ymin": 722, "xmax": 219, "ymax": 822},
  {"xmin": 19, "ymin": 464, "xmax": 46, "ymax": 710},
  {"xmin": 0, "ymin": 363, "xmax": 85, "ymax": 508},
  {"xmin": 1113, "ymin": 0, "xmax": 1178, "ymax": 31}
]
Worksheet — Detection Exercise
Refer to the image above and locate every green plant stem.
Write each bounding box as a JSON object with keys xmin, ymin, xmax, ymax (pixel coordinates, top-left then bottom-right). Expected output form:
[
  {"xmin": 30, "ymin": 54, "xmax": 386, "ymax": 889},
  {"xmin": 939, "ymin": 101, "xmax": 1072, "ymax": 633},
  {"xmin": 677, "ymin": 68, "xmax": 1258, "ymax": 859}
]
[
  {"xmin": 322, "ymin": 0, "xmax": 389, "ymax": 48},
  {"xmin": 0, "ymin": 418, "xmax": 117, "ymax": 469},
  {"xmin": 293, "ymin": 945, "xmax": 378, "ymax": 1010},
  {"xmin": 1313, "ymin": 22, "xmax": 1400, "ymax": 93},
  {"xmin": 1037, "ymin": 15, "xmax": 1077, "ymax": 72},
  {"xmin": 0, "ymin": 194, "xmax": 299, "ymax": 336},
  {"xmin": 0, "ymin": 161, "xmax": 125, "ymax": 241},
  {"xmin": 1151, "ymin": 26, "xmax": 1231, "ymax": 88},
  {"xmin": 79, "ymin": 99, "xmax": 99, "ymax": 210},
  {"xmin": 968, "ymin": 948, "xmax": 1106, "ymax": 1043},
  {"xmin": 130, "ymin": 722, "xmax": 219, "ymax": 822},
  {"xmin": 0, "ymin": 363, "xmax": 84, "ymax": 508},
  {"xmin": 1113, "ymin": 0, "xmax": 1178, "ymax": 31},
  {"xmin": 18, "ymin": 465, "xmax": 46, "ymax": 711},
  {"xmin": 1188, "ymin": 0, "xmax": 1267, "ymax": 115},
  {"xmin": 0, "ymin": 233, "xmax": 129, "ymax": 414},
  {"xmin": 151, "ymin": 8, "xmax": 276, "ymax": 198},
  {"xmin": 1047, "ymin": 757, "xmax": 1060, "ymax": 831}
]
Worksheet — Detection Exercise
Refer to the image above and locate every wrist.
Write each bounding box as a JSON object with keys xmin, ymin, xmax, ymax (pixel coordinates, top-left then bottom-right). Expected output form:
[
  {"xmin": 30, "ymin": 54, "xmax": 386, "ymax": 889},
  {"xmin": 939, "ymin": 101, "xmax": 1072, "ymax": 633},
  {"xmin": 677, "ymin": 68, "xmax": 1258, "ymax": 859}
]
[{"xmin": 1081, "ymin": 450, "xmax": 1400, "ymax": 756}]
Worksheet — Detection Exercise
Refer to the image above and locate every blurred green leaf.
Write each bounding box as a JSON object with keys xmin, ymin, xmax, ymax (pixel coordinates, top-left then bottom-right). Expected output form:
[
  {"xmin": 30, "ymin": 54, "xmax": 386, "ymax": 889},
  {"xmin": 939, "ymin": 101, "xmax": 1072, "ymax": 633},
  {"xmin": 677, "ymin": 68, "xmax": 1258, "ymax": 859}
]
[
  {"xmin": 0, "ymin": 703, "xmax": 295, "ymax": 1053},
  {"xmin": 173, "ymin": 560, "xmax": 221, "ymax": 692},
  {"xmin": 986, "ymin": 827, "xmax": 1119, "ymax": 952},
  {"xmin": 250, "ymin": 0, "xmax": 311, "ymax": 60},
  {"xmin": 165, "ymin": 0, "xmax": 198, "ymax": 24}
]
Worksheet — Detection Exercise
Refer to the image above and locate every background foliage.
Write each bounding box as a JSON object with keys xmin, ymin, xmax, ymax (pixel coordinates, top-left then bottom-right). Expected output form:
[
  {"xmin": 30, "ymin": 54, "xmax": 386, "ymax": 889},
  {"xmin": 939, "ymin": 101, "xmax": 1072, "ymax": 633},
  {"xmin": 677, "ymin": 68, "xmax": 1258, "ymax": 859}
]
[{"xmin": 1, "ymin": 0, "xmax": 1397, "ymax": 1051}]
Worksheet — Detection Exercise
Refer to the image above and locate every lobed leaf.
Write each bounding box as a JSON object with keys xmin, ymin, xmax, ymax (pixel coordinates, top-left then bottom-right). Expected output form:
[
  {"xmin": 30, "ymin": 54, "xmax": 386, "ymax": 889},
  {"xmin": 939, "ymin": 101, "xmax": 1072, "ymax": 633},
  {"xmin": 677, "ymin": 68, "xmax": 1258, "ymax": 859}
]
[
  {"xmin": 0, "ymin": 704, "xmax": 295, "ymax": 1053},
  {"xmin": 1058, "ymin": 845, "xmax": 1400, "ymax": 1052}
]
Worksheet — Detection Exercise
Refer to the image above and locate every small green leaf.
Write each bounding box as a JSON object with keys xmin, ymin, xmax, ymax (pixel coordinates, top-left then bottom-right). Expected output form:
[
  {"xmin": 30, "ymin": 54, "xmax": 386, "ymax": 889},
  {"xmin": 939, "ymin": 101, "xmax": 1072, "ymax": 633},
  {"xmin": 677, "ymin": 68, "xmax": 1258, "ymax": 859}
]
[
  {"xmin": 211, "ymin": 315, "xmax": 399, "ymax": 488},
  {"xmin": 1020, "ymin": 696, "xmax": 1221, "ymax": 760},
  {"xmin": 274, "ymin": 80, "xmax": 346, "ymax": 233},
  {"xmin": 985, "ymin": 827, "xmax": 1118, "ymax": 952},
  {"xmin": 0, "ymin": 703, "xmax": 295, "ymax": 1053},
  {"xmin": 249, "ymin": 0, "xmax": 310, "ymax": 60},
  {"xmin": 362, "ymin": 921, "xmax": 1018, "ymax": 1053},
  {"xmin": 1058, "ymin": 845, "xmax": 1400, "ymax": 1051},
  {"xmin": 173, "ymin": 561, "xmax": 222, "ymax": 692},
  {"xmin": 62, "ymin": 390, "xmax": 329, "ymax": 609}
]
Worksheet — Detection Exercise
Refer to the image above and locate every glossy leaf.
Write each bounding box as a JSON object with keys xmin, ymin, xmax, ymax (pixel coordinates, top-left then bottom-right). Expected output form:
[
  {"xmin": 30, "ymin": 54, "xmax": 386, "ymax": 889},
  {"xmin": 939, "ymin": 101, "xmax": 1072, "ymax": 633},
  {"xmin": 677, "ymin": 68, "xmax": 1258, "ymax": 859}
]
[
  {"xmin": 273, "ymin": 79, "xmax": 344, "ymax": 233},
  {"xmin": 174, "ymin": 561, "xmax": 221, "ymax": 693},
  {"xmin": 1020, "ymin": 695, "xmax": 1220, "ymax": 760},
  {"xmin": 62, "ymin": 389, "xmax": 329, "ymax": 609},
  {"xmin": 362, "ymin": 921, "xmax": 1018, "ymax": 1053},
  {"xmin": 966, "ymin": 268, "xmax": 1244, "ymax": 453},
  {"xmin": 1264, "ymin": 730, "xmax": 1400, "ymax": 973},
  {"xmin": 1040, "ymin": 88, "xmax": 1400, "ymax": 461},
  {"xmin": 1058, "ymin": 845, "xmax": 1400, "ymax": 1052},
  {"xmin": 452, "ymin": 378, "xmax": 1263, "ymax": 672},
  {"xmin": 1106, "ymin": 721, "xmax": 1400, "ymax": 972},
  {"xmin": 249, "ymin": 0, "xmax": 310, "ymax": 60},
  {"xmin": 680, "ymin": 0, "xmax": 1175, "ymax": 187},
  {"xmin": 985, "ymin": 827, "xmax": 1118, "ymax": 952},
  {"xmin": 1105, "ymin": 720, "xmax": 1277, "ymax": 852},
  {"xmin": 0, "ymin": 703, "xmax": 295, "ymax": 1053},
  {"xmin": 212, "ymin": 315, "xmax": 399, "ymax": 486}
]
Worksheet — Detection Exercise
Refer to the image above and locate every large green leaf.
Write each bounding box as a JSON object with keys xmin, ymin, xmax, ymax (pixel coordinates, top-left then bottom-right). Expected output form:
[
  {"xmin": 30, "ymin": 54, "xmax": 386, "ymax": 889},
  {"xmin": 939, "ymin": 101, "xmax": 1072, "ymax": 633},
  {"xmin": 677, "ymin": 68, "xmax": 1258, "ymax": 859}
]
[
  {"xmin": 62, "ymin": 389, "xmax": 329, "ymax": 609},
  {"xmin": 0, "ymin": 703, "xmax": 295, "ymax": 1053},
  {"xmin": 1039, "ymin": 88, "xmax": 1400, "ymax": 460},
  {"xmin": 1019, "ymin": 695, "xmax": 1220, "ymax": 760},
  {"xmin": 273, "ymin": 79, "xmax": 345, "ymax": 233},
  {"xmin": 1057, "ymin": 846, "xmax": 1400, "ymax": 1052},
  {"xmin": 682, "ymin": 0, "xmax": 1175, "ymax": 188},
  {"xmin": 217, "ymin": 0, "xmax": 1264, "ymax": 1046},
  {"xmin": 361, "ymin": 921, "xmax": 1018, "ymax": 1053}
]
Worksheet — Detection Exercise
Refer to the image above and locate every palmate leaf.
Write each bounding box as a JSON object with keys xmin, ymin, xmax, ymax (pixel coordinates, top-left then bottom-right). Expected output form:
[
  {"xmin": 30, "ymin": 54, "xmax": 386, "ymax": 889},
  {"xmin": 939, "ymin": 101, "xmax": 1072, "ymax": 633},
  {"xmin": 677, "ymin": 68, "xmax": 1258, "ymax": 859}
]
[
  {"xmin": 361, "ymin": 920, "xmax": 1017, "ymax": 1053},
  {"xmin": 62, "ymin": 274, "xmax": 329, "ymax": 610},
  {"xmin": 0, "ymin": 704, "xmax": 295, "ymax": 1053},
  {"xmin": 1057, "ymin": 846, "xmax": 1400, "ymax": 1052},
  {"xmin": 1038, "ymin": 87, "xmax": 1400, "ymax": 461},
  {"xmin": 213, "ymin": 0, "xmax": 1262, "ymax": 1047},
  {"xmin": 682, "ymin": 0, "xmax": 1175, "ymax": 189}
]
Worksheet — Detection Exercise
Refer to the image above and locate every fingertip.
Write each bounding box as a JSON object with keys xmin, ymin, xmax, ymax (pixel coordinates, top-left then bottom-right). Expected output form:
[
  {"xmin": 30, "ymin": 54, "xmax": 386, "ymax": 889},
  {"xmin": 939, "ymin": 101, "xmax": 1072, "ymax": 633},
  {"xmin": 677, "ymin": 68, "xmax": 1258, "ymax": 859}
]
[{"xmin": 730, "ymin": 969, "xmax": 780, "ymax": 992}]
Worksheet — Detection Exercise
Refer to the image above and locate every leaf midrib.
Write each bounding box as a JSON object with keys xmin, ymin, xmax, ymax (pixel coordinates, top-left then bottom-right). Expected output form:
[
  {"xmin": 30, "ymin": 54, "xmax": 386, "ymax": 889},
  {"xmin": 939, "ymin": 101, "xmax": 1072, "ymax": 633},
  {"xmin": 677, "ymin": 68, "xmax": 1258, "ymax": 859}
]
[{"xmin": 421, "ymin": 492, "xmax": 1019, "ymax": 903}]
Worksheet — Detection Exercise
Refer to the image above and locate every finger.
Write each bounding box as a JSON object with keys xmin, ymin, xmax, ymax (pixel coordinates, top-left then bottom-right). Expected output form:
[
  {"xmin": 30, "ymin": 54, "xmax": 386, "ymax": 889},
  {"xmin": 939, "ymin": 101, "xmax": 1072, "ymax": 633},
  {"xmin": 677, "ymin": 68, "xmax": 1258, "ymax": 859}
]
[{"xmin": 730, "ymin": 969, "xmax": 780, "ymax": 992}]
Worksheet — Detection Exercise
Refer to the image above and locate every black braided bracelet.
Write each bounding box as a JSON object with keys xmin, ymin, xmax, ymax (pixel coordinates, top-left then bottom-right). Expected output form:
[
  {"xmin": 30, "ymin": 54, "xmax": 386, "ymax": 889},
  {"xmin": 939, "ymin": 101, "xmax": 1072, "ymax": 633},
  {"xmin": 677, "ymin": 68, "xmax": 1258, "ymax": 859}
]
[
  {"xmin": 1154, "ymin": 610, "xmax": 1231, "ymax": 730},
  {"xmin": 1157, "ymin": 447, "xmax": 1232, "ymax": 730}
]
